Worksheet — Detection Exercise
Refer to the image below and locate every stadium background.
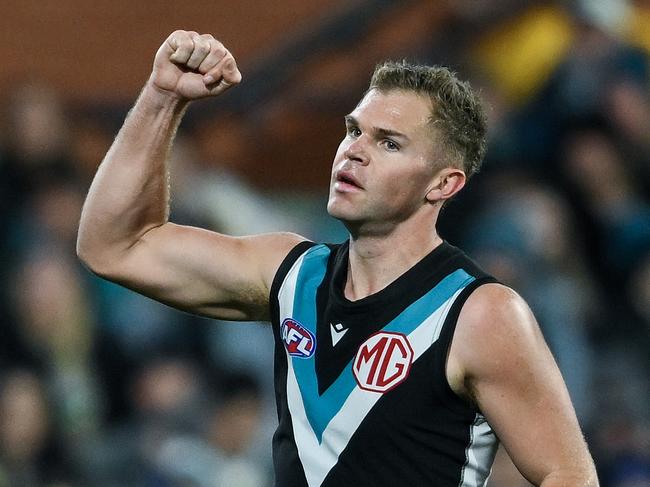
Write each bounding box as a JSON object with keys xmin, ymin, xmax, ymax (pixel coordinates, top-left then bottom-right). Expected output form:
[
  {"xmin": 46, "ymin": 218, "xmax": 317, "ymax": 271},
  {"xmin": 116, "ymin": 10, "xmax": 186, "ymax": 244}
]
[{"xmin": 0, "ymin": 0, "xmax": 648, "ymax": 485}]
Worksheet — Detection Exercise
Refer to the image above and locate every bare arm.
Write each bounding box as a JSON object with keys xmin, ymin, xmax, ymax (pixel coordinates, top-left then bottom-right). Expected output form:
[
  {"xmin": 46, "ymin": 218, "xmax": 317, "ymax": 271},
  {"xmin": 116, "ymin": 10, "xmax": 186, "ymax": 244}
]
[
  {"xmin": 77, "ymin": 31, "xmax": 305, "ymax": 320},
  {"xmin": 447, "ymin": 284, "xmax": 598, "ymax": 486}
]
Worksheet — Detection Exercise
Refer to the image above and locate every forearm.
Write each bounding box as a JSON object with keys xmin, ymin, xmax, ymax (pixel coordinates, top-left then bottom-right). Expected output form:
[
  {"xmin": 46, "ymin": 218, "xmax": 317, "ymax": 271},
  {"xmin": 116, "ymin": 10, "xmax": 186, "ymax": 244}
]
[{"xmin": 77, "ymin": 83, "xmax": 188, "ymax": 269}]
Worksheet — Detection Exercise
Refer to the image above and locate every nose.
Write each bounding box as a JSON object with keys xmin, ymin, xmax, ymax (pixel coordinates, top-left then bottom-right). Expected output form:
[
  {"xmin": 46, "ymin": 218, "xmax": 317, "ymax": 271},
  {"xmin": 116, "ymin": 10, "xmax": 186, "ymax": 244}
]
[{"xmin": 343, "ymin": 136, "xmax": 370, "ymax": 166}]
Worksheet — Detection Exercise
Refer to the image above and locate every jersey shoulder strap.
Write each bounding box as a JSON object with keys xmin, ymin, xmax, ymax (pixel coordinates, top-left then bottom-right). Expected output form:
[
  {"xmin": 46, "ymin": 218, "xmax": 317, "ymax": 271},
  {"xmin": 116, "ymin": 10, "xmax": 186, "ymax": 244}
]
[{"xmin": 269, "ymin": 240, "xmax": 330, "ymax": 319}]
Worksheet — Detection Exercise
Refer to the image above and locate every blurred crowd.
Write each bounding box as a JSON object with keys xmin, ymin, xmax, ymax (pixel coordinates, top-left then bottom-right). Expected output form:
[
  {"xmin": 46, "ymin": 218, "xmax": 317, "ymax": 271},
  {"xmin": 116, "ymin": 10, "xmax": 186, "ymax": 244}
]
[{"xmin": 0, "ymin": 1, "xmax": 649, "ymax": 486}]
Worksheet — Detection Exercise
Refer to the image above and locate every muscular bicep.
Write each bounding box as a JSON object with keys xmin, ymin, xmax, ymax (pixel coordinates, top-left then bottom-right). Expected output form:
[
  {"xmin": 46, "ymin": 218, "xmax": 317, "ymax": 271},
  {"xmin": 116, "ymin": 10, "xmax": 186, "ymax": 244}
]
[
  {"xmin": 450, "ymin": 284, "xmax": 597, "ymax": 486},
  {"xmin": 89, "ymin": 222, "xmax": 306, "ymax": 321}
]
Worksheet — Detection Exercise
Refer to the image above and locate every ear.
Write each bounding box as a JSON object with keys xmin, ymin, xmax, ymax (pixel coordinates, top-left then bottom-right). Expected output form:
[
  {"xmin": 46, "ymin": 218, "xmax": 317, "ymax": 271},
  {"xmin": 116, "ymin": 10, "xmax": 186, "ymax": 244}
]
[{"xmin": 425, "ymin": 167, "xmax": 466, "ymax": 203}]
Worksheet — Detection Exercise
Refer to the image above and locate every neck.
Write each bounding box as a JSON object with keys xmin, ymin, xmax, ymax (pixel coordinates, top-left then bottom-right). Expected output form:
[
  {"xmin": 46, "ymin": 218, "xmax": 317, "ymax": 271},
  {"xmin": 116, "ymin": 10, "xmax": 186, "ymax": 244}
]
[{"xmin": 344, "ymin": 212, "xmax": 442, "ymax": 301}]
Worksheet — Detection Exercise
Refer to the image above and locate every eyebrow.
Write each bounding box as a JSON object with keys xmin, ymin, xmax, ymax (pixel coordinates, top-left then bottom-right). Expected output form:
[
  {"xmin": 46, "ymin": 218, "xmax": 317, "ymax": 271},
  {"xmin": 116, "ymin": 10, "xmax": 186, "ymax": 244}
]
[{"xmin": 344, "ymin": 115, "xmax": 411, "ymax": 142}]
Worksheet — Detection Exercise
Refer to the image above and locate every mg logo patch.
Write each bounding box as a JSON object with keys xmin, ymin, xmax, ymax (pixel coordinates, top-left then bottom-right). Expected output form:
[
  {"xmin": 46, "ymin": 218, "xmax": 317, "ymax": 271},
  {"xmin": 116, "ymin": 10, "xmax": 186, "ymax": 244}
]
[
  {"xmin": 281, "ymin": 318, "xmax": 316, "ymax": 359},
  {"xmin": 353, "ymin": 331, "xmax": 413, "ymax": 393}
]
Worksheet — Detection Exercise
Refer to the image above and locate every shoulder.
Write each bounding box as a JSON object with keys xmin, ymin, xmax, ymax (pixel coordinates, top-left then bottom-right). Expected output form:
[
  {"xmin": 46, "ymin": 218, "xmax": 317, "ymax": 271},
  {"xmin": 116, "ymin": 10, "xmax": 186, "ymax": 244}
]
[
  {"xmin": 248, "ymin": 229, "xmax": 312, "ymax": 260},
  {"xmin": 458, "ymin": 283, "xmax": 535, "ymax": 339},
  {"xmin": 448, "ymin": 283, "xmax": 548, "ymax": 399},
  {"xmin": 233, "ymin": 232, "xmax": 313, "ymax": 291}
]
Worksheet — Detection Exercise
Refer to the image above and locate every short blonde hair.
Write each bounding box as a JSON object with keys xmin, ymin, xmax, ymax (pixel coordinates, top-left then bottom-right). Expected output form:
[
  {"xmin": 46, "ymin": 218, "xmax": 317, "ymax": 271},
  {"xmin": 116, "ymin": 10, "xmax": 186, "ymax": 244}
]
[{"xmin": 369, "ymin": 61, "xmax": 487, "ymax": 179}]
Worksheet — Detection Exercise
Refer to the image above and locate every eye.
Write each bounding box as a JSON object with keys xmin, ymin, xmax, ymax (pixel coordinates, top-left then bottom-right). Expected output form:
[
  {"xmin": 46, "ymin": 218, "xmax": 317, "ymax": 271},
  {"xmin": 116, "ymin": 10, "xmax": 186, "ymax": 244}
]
[
  {"xmin": 347, "ymin": 126, "xmax": 361, "ymax": 138},
  {"xmin": 382, "ymin": 139, "xmax": 400, "ymax": 152}
]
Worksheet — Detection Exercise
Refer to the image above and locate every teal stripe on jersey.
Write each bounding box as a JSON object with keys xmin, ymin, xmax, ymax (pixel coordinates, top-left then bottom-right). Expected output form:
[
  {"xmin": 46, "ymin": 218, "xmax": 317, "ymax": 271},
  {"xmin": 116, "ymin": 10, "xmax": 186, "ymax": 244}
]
[
  {"xmin": 382, "ymin": 269, "xmax": 475, "ymax": 336},
  {"xmin": 289, "ymin": 252, "xmax": 476, "ymax": 443},
  {"xmin": 291, "ymin": 244, "xmax": 331, "ymax": 337},
  {"xmin": 290, "ymin": 245, "xmax": 332, "ymax": 442}
]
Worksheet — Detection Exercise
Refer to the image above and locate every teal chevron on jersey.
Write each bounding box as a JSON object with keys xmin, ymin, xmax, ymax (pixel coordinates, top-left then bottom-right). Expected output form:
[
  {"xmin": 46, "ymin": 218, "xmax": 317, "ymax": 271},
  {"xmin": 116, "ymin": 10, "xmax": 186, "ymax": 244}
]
[
  {"xmin": 292, "ymin": 244, "xmax": 331, "ymax": 337},
  {"xmin": 290, "ymin": 244, "xmax": 334, "ymax": 442},
  {"xmin": 271, "ymin": 240, "xmax": 500, "ymax": 486},
  {"xmin": 382, "ymin": 268, "xmax": 474, "ymax": 336},
  {"xmin": 289, "ymin": 247, "xmax": 476, "ymax": 442}
]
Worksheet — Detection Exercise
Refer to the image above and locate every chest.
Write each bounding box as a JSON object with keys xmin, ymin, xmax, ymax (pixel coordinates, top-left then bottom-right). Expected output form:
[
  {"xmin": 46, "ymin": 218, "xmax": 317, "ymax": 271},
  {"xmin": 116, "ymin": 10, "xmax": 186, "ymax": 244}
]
[{"xmin": 276, "ymin": 262, "xmax": 476, "ymax": 399}]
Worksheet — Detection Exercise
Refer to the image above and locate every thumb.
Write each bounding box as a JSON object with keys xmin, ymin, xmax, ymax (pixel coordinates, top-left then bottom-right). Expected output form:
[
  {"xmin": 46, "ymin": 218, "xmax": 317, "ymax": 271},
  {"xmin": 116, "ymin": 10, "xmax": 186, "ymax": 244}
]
[{"xmin": 203, "ymin": 55, "xmax": 242, "ymax": 86}]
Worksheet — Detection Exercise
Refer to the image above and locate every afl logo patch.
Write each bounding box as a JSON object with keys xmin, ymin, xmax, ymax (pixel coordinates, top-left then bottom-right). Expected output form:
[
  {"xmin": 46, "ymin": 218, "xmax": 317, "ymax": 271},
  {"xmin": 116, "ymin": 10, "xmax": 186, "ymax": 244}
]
[
  {"xmin": 353, "ymin": 331, "xmax": 413, "ymax": 393},
  {"xmin": 281, "ymin": 318, "xmax": 316, "ymax": 359}
]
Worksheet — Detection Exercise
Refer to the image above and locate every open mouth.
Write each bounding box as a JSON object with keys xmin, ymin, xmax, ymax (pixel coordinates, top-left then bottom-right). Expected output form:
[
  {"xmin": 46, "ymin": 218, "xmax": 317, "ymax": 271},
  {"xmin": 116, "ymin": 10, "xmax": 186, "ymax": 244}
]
[{"xmin": 336, "ymin": 171, "xmax": 363, "ymax": 190}]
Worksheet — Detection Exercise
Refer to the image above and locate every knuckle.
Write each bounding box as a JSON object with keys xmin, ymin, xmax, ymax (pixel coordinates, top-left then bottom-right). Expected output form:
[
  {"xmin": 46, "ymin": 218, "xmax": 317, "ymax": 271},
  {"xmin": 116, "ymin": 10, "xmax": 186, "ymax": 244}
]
[
  {"xmin": 213, "ymin": 47, "xmax": 227, "ymax": 59},
  {"xmin": 172, "ymin": 30, "xmax": 191, "ymax": 46},
  {"xmin": 225, "ymin": 54, "xmax": 237, "ymax": 69}
]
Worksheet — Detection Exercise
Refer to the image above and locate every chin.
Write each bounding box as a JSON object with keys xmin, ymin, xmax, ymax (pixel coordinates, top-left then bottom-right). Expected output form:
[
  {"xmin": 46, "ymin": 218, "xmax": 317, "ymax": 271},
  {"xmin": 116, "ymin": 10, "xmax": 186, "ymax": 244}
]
[
  {"xmin": 326, "ymin": 200, "xmax": 343, "ymax": 219},
  {"xmin": 327, "ymin": 200, "xmax": 355, "ymax": 222}
]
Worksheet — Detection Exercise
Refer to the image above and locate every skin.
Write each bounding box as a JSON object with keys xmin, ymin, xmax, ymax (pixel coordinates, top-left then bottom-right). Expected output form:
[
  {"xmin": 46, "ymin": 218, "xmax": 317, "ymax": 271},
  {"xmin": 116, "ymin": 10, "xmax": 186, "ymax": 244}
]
[
  {"xmin": 327, "ymin": 88, "xmax": 464, "ymax": 299},
  {"xmin": 77, "ymin": 30, "xmax": 599, "ymax": 486}
]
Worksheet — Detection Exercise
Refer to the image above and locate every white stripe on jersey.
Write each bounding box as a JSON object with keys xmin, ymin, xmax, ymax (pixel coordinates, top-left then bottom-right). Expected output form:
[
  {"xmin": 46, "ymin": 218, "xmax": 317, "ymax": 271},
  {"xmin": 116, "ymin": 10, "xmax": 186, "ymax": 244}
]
[
  {"xmin": 459, "ymin": 414, "xmax": 499, "ymax": 487},
  {"xmin": 279, "ymin": 259, "xmax": 472, "ymax": 487}
]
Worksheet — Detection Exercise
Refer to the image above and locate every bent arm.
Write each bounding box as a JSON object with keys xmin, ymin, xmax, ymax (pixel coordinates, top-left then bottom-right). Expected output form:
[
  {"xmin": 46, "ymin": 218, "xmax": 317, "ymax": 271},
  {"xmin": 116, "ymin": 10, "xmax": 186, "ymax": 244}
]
[
  {"xmin": 448, "ymin": 284, "xmax": 598, "ymax": 486},
  {"xmin": 77, "ymin": 84, "xmax": 185, "ymax": 271},
  {"xmin": 78, "ymin": 33, "xmax": 306, "ymax": 320}
]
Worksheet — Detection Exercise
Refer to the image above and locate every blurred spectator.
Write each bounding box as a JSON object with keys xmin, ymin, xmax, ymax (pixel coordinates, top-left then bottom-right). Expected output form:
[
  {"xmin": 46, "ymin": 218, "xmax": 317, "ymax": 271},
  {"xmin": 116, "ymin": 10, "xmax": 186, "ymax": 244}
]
[
  {"xmin": 8, "ymin": 249, "xmax": 105, "ymax": 456},
  {"xmin": 627, "ymin": 0, "xmax": 650, "ymax": 54},
  {"xmin": 68, "ymin": 114, "xmax": 115, "ymax": 188},
  {"xmin": 463, "ymin": 177, "xmax": 597, "ymax": 422},
  {"xmin": 592, "ymin": 414, "xmax": 650, "ymax": 487},
  {"xmin": 151, "ymin": 371, "xmax": 267, "ymax": 487},
  {"xmin": 0, "ymin": 369, "xmax": 75, "ymax": 486},
  {"xmin": 79, "ymin": 357, "xmax": 212, "ymax": 486},
  {"xmin": 629, "ymin": 253, "xmax": 650, "ymax": 341},
  {"xmin": 560, "ymin": 121, "xmax": 650, "ymax": 285},
  {"xmin": 174, "ymin": 127, "xmax": 311, "ymax": 237},
  {"xmin": 0, "ymin": 80, "xmax": 76, "ymax": 220},
  {"xmin": 7, "ymin": 180, "xmax": 85, "ymax": 260}
]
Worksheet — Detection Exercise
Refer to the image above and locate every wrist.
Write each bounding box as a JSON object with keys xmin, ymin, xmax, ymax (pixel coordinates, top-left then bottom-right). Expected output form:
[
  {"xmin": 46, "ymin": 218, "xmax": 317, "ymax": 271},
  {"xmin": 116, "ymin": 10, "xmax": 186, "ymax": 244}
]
[{"xmin": 140, "ymin": 81, "xmax": 191, "ymax": 113}]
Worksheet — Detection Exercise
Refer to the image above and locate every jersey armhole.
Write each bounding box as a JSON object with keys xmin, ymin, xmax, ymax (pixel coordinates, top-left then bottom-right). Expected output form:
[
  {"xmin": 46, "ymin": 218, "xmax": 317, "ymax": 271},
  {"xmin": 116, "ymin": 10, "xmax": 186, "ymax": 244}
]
[
  {"xmin": 268, "ymin": 240, "xmax": 316, "ymax": 323},
  {"xmin": 437, "ymin": 276, "xmax": 500, "ymax": 414}
]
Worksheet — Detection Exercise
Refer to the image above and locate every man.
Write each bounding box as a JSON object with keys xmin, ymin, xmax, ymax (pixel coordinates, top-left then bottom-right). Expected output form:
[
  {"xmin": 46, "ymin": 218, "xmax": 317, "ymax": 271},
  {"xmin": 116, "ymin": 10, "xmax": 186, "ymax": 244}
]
[{"xmin": 77, "ymin": 30, "xmax": 598, "ymax": 486}]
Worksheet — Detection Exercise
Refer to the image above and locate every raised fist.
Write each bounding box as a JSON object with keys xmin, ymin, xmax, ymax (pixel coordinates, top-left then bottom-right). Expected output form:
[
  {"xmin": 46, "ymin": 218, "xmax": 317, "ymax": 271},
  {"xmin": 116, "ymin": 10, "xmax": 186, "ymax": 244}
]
[{"xmin": 150, "ymin": 30, "xmax": 242, "ymax": 100}]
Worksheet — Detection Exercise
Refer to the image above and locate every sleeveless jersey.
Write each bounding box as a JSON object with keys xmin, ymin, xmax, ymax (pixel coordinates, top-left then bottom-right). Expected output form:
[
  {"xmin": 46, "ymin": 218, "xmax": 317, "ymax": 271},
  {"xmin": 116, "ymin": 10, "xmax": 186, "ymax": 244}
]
[{"xmin": 269, "ymin": 240, "xmax": 500, "ymax": 487}]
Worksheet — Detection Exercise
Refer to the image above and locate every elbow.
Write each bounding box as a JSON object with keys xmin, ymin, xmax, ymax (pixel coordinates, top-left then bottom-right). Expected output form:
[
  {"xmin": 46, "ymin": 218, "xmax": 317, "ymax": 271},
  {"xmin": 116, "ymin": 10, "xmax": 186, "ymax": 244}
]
[
  {"xmin": 76, "ymin": 240, "xmax": 104, "ymax": 277},
  {"xmin": 76, "ymin": 245, "xmax": 94, "ymax": 274},
  {"xmin": 76, "ymin": 231, "xmax": 117, "ymax": 279},
  {"xmin": 76, "ymin": 231, "xmax": 92, "ymax": 268},
  {"xmin": 76, "ymin": 227, "xmax": 96, "ymax": 269},
  {"xmin": 77, "ymin": 248, "xmax": 119, "ymax": 281}
]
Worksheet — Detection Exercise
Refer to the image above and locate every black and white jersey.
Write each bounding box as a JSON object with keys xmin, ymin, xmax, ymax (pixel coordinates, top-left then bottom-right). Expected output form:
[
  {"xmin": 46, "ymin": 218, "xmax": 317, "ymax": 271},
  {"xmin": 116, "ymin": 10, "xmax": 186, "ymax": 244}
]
[{"xmin": 269, "ymin": 240, "xmax": 500, "ymax": 487}]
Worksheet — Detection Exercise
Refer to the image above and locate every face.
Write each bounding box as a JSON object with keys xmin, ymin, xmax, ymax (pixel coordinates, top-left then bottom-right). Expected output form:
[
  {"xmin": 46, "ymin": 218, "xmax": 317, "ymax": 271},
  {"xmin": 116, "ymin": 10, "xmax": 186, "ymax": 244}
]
[{"xmin": 327, "ymin": 89, "xmax": 438, "ymax": 231}]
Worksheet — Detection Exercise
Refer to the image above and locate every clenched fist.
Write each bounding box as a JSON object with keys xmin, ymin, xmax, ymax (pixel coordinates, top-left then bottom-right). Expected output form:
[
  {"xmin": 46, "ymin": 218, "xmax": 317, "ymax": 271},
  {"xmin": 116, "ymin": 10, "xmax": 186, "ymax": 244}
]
[{"xmin": 150, "ymin": 30, "xmax": 242, "ymax": 100}]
